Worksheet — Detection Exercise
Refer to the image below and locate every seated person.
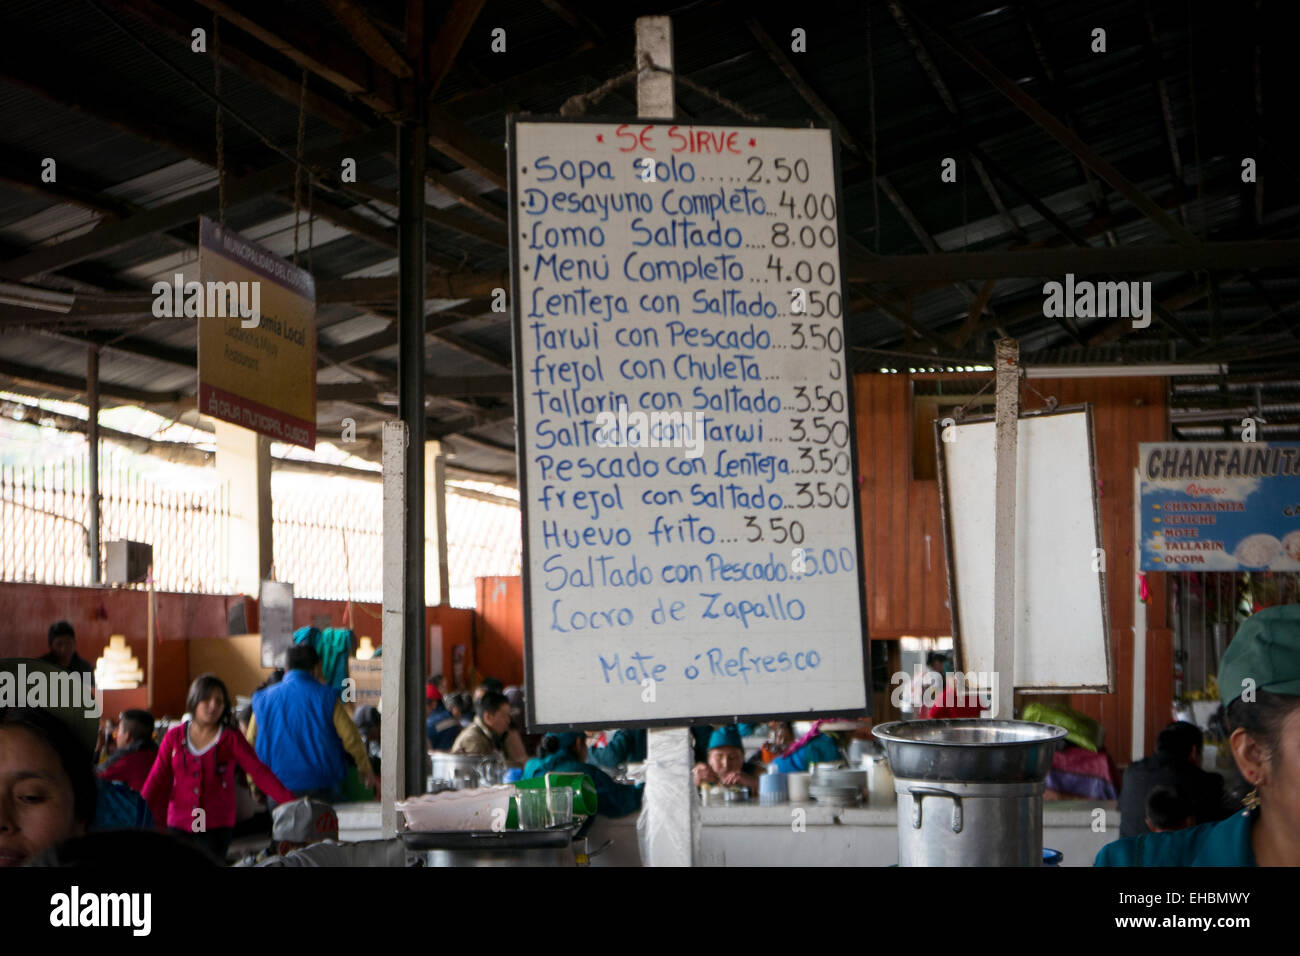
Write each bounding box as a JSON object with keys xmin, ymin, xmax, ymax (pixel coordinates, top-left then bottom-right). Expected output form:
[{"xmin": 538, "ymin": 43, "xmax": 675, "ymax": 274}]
[
  {"xmin": 759, "ymin": 722, "xmax": 795, "ymax": 764},
  {"xmin": 241, "ymin": 797, "xmax": 406, "ymax": 867},
  {"xmin": 589, "ymin": 728, "xmax": 647, "ymax": 768},
  {"xmin": 1118, "ymin": 720, "xmax": 1227, "ymax": 837},
  {"xmin": 424, "ymin": 683, "xmax": 460, "ymax": 752},
  {"xmin": 97, "ymin": 708, "xmax": 158, "ymax": 795},
  {"xmin": 447, "ymin": 692, "xmax": 473, "ymax": 728},
  {"xmin": 692, "ymin": 725, "xmax": 762, "ymax": 793},
  {"xmin": 451, "ymin": 690, "xmax": 510, "ymax": 756},
  {"xmin": 1145, "ymin": 785, "xmax": 1193, "ymax": 833},
  {"xmin": 473, "ymin": 676, "xmax": 504, "ymax": 704},
  {"xmin": 1097, "ymin": 605, "xmax": 1300, "ymax": 866},
  {"xmin": 524, "ymin": 731, "xmax": 642, "ymax": 818},
  {"xmin": 502, "ymin": 686, "xmax": 531, "ymax": 763},
  {"xmin": 768, "ymin": 719, "xmax": 844, "ymax": 773}
]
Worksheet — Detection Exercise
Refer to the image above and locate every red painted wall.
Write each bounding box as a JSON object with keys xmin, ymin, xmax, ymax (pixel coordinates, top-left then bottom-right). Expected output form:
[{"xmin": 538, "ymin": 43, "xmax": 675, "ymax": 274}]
[
  {"xmin": 474, "ymin": 576, "xmax": 524, "ymax": 688},
  {"xmin": 0, "ymin": 583, "xmax": 479, "ymax": 715},
  {"xmin": 0, "ymin": 582, "xmax": 231, "ymax": 717}
]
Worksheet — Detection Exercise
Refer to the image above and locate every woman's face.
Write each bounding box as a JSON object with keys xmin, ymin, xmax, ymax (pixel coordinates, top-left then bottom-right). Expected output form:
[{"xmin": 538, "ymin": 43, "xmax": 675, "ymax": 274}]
[
  {"xmin": 0, "ymin": 726, "xmax": 83, "ymax": 867},
  {"xmin": 194, "ymin": 690, "xmax": 225, "ymax": 727},
  {"xmin": 708, "ymin": 747, "xmax": 744, "ymax": 777},
  {"xmin": 1261, "ymin": 707, "xmax": 1300, "ymax": 836}
]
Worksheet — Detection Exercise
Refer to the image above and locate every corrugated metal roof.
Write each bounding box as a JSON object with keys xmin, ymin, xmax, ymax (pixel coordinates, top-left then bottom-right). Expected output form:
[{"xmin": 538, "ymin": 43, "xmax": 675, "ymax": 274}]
[{"xmin": 0, "ymin": 0, "xmax": 1294, "ymax": 473}]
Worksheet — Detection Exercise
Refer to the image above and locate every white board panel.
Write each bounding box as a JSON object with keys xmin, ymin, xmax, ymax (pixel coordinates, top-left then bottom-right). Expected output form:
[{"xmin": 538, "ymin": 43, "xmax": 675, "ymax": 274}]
[
  {"xmin": 939, "ymin": 407, "xmax": 1112, "ymax": 691},
  {"xmin": 509, "ymin": 118, "xmax": 869, "ymax": 729}
]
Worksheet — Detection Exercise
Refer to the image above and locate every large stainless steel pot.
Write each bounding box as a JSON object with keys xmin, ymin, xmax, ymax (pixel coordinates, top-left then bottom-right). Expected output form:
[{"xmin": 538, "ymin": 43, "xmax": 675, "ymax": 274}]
[
  {"xmin": 894, "ymin": 777, "xmax": 1044, "ymax": 866},
  {"xmin": 429, "ymin": 751, "xmax": 505, "ymax": 789},
  {"xmin": 872, "ymin": 719, "xmax": 1066, "ymax": 782},
  {"xmin": 873, "ymin": 719, "xmax": 1066, "ymax": 867}
]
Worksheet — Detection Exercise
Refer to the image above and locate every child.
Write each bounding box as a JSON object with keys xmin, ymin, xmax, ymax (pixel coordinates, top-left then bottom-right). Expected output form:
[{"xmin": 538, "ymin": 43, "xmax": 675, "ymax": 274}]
[{"xmin": 142, "ymin": 674, "xmax": 294, "ymax": 863}]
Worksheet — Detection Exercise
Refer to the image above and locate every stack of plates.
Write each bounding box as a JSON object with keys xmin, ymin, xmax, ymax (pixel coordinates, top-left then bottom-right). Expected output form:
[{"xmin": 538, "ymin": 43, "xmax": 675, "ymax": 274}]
[{"xmin": 809, "ymin": 767, "xmax": 866, "ymax": 807}]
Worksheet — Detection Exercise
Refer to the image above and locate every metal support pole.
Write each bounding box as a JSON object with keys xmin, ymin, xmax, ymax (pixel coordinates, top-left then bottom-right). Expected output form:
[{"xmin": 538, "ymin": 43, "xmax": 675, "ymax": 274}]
[
  {"xmin": 86, "ymin": 346, "xmax": 101, "ymax": 584},
  {"xmin": 992, "ymin": 338, "xmax": 1019, "ymax": 720},
  {"xmin": 635, "ymin": 14, "xmax": 694, "ymax": 867},
  {"xmin": 400, "ymin": 0, "xmax": 428, "ymax": 798}
]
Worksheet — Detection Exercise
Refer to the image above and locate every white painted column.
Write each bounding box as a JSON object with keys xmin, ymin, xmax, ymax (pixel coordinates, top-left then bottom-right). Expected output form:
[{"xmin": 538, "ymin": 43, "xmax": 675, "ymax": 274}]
[
  {"xmin": 992, "ymin": 339, "xmax": 1019, "ymax": 720},
  {"xmin": 213, "ymin": 418, "xmax": 272, "ymax": 594},
  {"xmin": 425, "ymin": 439, "xmax": 450, "ymax": 606},
  {"xmin": 635, "ymin": 13, "xmax": 695, "ymax": 867},
  {"xmin": 381, "ymin": 421, "xmax": 408, "ymax": 838}
]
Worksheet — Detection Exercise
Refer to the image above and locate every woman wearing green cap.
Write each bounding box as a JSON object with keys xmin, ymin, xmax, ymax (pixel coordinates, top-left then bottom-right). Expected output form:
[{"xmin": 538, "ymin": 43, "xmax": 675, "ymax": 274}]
[
  {"xmin": 523, "ymin": 731, "xmax": 642, "ymax": 818},
  {"xmin": 1096, "ymin": 604, "xmax": 1300, "ymax": 866}
]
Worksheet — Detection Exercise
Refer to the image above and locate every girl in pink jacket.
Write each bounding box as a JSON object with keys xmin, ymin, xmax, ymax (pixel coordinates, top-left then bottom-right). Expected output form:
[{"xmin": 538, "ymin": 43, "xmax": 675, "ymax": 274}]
[{"xmin": 142, "ymin": 674, "xmax": 293, "ymax": 863}]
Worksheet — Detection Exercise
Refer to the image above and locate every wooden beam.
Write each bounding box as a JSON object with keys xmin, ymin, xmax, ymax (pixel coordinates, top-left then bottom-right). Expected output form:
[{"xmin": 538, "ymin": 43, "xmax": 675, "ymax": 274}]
[
  {"xmin": 319, "ymin": 374, "xmax": 513, "ymax": 401},
  {"xmin": 747, "ymin": 17, "xmax": 1004, "ymax": 336},
  {"xmin": 323, "ymin": 301, "xmax": 488, "ymax": 363},
  {"xmin": 0, "ymin": 131, "xmax": 388, "ymax": 282},
  {"xmin": 0, "ymin": 32, "xmax": 223, "ymax": 169},
  {"xmin": 315, "ymin": 271, "xmax": 505, "ymax": 304},
  {"xmin": 886, "ymin": 2, "xmax": 1025, "ymax": 242},
  {"xmin": 1017, "ymin": 0, "xmax": 1117, "ymax": 244},
  {"xmin": 0, "ymin": 357, "xmax": 184, "ymax": 405},
  {"xmin": 320, "ymin": 0, "xmax": 412, "ymax": 79},
  {"xmin": 440, "ymin": 44, "xmax": 621, "ymax": 116},
  {"xmin": 191, "ymin": 0, "xmax": 402, "ymax": 119},
  {"xmin": 899, "ymin": 0, "xmax": 1200, "ymax": 248},
  {"xmin": 345, "ymin": 182, "xmax": 506, "ymax": 246},
  {"xmin": 427, "ymin": 0, "xmax": 486, "ymax": 96},
  {"xmin": 0, "ymin": 146, "xmax": 141, "ymax": 220},
  {"xmin": 427, "ymin": 104, "xmax": 508, "ymax": 190}
]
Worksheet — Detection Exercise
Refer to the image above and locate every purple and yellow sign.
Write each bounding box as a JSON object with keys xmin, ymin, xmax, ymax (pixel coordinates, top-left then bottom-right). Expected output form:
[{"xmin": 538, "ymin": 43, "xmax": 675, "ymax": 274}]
[{"xmin": 196, "ymin": 217, "xmax": 316, "ymax": 448}]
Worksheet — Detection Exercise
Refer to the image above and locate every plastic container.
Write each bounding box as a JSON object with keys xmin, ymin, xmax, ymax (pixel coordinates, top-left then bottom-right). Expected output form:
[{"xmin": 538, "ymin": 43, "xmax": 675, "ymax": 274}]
[
  {"xmin": 396, "ymin": 786, "xmax": 514, "ymax": 831},
  {"xmin": 786, "ymin": 772, "xmax": 811, "ymax": 802},
  {"xmin": 516, "ymin": 788, "xmax": 549, "ymax": 829},
  {"xmin": 759, "ymin": 771, "xmax": 788, "ymax": 805},
  {"xmin": 546, "ymin": 785, "xmax": 574, "ymax": 825}
]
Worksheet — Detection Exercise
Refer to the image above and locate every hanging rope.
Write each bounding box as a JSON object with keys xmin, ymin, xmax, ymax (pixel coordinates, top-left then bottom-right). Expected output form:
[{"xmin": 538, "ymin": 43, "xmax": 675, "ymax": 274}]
[
  {"xmin": 213, "ymin": 13, "xmax": 225, "ymax": 229},
  {"xmin": 293, "ymin": 69, "xmax": 307, "ymax": 266},
  {"xmin": 307, "ymin": 175, "xmax": 314, "ymax": 275},
  {"xmin": 559, "ymin": 53, "xmax": 764, "ymax": 123}
]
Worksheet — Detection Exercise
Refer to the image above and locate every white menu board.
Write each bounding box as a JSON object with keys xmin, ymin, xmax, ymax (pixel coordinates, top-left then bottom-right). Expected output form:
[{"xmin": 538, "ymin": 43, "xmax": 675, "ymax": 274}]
[{"xmin": 509, "ymin": 118, "xmax": 869, "ymax": 729}]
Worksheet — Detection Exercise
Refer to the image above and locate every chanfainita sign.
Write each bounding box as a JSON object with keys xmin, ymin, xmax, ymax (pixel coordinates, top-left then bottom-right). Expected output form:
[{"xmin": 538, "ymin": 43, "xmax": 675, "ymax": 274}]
[
  {"xmin": 1139, "ymin": 442, "xmax": 1300, "ymax": 571},
  {"xmin": 196, "ymin": 217, "xmax": 317, "ymax": 448}
]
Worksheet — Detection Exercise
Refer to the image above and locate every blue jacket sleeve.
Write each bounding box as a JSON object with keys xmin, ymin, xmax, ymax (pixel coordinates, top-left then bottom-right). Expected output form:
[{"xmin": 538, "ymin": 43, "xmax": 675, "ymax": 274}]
[{"xmin": 770, "ymin": 733, "xmax": 841, "ymax": 773}]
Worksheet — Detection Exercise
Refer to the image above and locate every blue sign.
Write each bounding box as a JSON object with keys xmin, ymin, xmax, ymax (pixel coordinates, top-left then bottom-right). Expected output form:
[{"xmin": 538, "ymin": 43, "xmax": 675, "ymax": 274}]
[{"xmin": 1139, "ymin": 442, "xmax": 1300, "ymax": 571}]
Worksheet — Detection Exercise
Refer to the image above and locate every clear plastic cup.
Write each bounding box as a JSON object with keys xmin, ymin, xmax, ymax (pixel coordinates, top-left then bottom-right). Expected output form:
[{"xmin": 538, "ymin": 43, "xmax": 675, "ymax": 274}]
[
  {"xmin": 545, "ymin": 786, "xmax": 574, "ymax": 826},
  {"xmin": 516, "ymin": 788, "xmax": 549, "ymax": 829}
]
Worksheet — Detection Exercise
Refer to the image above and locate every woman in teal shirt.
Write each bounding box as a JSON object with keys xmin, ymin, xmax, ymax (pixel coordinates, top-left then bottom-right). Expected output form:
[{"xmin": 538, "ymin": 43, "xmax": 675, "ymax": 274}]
[
  {"xmin": 524, "ymin": 731, "xmax": 643, "ymax": 818},
  {"xmin": 1096, "ymin": 605, "xmax": 1300, "ymax": 866}
]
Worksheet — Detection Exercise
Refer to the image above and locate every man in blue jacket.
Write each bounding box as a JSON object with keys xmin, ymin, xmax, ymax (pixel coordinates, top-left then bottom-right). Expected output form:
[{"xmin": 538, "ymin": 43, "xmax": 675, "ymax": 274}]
[{"xmin": 248, "ymin": 644, "xmax": 376, "ymax": 804}]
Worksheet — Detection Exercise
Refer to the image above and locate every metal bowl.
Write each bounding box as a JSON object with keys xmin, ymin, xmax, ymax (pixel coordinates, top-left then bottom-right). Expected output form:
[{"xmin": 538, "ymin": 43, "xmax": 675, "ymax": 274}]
[{"xmin": 872, "ymin": 719, "xmax": 1067, "ymax": 783}]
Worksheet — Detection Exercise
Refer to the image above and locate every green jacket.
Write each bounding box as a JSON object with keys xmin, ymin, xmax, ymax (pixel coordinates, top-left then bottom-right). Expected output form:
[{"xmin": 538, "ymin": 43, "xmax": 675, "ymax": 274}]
[{"xmin": 1094, "ymin": 809, "xmax": 1256, "ymax": 866}]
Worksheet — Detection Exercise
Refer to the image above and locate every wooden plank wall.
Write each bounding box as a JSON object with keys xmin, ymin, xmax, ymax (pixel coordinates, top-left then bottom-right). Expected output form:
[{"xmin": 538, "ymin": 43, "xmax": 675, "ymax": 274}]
[{"xmin": 853, "ymin": 372, "xmax": 1171, "ymax": 763}]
